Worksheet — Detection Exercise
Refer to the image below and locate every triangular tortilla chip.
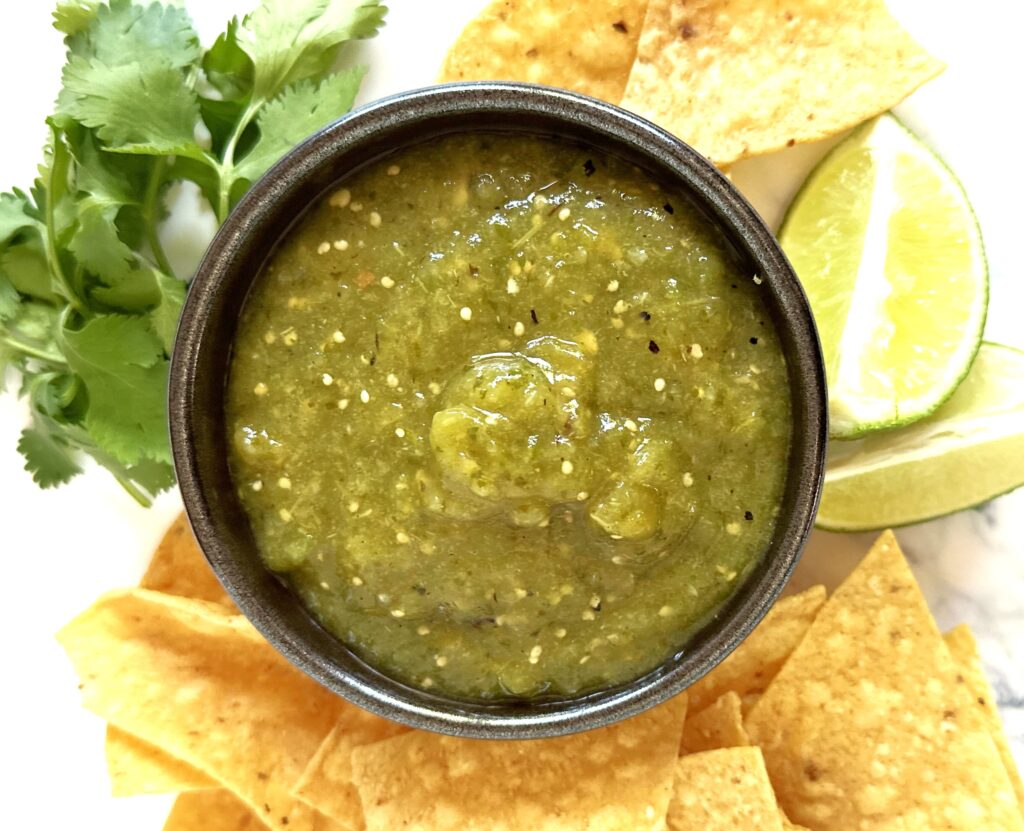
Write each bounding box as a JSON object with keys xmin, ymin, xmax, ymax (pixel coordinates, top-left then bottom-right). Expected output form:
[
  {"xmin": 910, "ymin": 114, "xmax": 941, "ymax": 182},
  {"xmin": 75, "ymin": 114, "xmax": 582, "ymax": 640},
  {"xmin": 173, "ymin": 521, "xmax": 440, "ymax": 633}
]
[
  {"xmin": 688, "ymin": 585, "xmax": 826, "ymax": 713},
  {"xmin": 667, "ymin": 746, "xmax": 783, "ymax": 830},
  {"xmin": 620, "ymin": 0, "xmax": 943, "ymax": 165},
  {"xmin": 59, "ymin": 589, "xmax": 345, "ymax": 831},
  {"xmin": 944, "ymin": 624, "xmax": 1024, "ymax": 817},
  {"xmin": 681, "ymin": 690, "xmax": 750, "ymax": 754},
  {"xmin": 746, "ymin": 531, "xmax": 1023, "ymax": 830},
  {"xmin": 106, "ymin": 725, "xmax": 215, "ymax": 796},
  {"xmin": 141, "ymin": 513, "xmax": 234, "ymax": 609},
  {"xmin": 350, "ymin": 694, "xmax": 687, "ymax": 831},
  {"xmin": 440, "ymin": 0, "xmax": 649, "ymax": 104},
  {"xmin": 291, "ymin": 707, "xmax": 409, "ymax": 830}
]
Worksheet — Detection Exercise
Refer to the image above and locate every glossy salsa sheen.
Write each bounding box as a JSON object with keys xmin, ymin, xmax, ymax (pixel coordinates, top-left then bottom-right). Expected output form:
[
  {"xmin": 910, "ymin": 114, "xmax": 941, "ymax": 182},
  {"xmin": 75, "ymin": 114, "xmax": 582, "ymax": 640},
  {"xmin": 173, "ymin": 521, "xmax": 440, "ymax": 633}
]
[{"xmin": 225, "ymin": 133, "xmax": 792, "ymax": 699}]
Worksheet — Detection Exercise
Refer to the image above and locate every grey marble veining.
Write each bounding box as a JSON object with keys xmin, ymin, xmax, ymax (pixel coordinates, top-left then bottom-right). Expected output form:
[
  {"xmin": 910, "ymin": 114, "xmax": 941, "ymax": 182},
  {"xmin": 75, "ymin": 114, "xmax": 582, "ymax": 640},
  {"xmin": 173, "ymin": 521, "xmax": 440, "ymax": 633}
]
[{"xmin": 791, "ymin": 488, "xmax": 1024, "ymax": 770}]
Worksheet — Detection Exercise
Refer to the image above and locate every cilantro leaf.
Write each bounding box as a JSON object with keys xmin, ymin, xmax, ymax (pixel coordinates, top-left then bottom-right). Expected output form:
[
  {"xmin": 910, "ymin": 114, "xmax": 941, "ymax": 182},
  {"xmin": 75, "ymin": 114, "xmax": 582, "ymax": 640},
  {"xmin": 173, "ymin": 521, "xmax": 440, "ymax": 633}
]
[
  {"xmin": 1, "ymin": 191, "xmax": 44, "ymax": 245},
  {"xmin": 235, "ymin": 67, "xmax": 366, "ymax": 183},
  {"xmin": 69, "ymin": 200, "xmax": 136, "ymax": 281},
  {"xmin": 53, "ymin": 1, "xmax": 100, "ymax": 37},
  {"xmin": 150, "ymin": 272, "xmax": 185, "ymax": 353},
  {"xmin": 18, "ymin": 423, "xmax": 83, "ymax": 488},
  {"xmin": 66, "ymin": 0, "xmax": 200, "ymax": 70},
  {"xmin": 59, "ymin": 56, "xmax": 203, "ymax": 157},
  {"xmin": 2, "ymin": 235, "xmax": 61, "ymax": 303},
  {"xmin": 61, "ymin": 314, "xmax": 170, "ymax": 466},
  {"xmin": 204, "ymin": 17, "xmax": 254, "ymax": 101},
  {"xmin": 239, "ymin": 0, "xmax": 386, "ymax": 99},
  {"xmin": 0, "ymin": 274, "xmax": 20, "ymax": 321}
]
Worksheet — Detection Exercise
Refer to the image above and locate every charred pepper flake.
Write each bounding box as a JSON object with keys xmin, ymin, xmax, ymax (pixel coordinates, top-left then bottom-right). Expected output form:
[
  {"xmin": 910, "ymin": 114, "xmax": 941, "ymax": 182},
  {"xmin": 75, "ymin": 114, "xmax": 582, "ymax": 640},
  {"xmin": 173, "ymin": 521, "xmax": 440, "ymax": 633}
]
[
  {"xmin": 583, "ymin": 158, "xmax": 596, "ymax": 176},
  {"xmin": 530, "ymin": 308, "xmax": 539, "ymax": 324},
  {"xmin": 750, "ymin": 336, "xmax": 759, "ymax": 345},
  {"xmin": 640, "ymin": 310, "xmax": 652, "ymax": 321},
  {"xmin": 648, "ymin": 340, "xmax": 660, "ymax": 354},
  {"xmin": 745, "ymin": 510, "xmax": 754, "ymax": 521},
  {"xmin": 663, "ymin": 202, "xmax": 675, "ymax": 214},
  {"xmin": 612, "ymin": 19, "xmax": 628, "ymax": 33}
]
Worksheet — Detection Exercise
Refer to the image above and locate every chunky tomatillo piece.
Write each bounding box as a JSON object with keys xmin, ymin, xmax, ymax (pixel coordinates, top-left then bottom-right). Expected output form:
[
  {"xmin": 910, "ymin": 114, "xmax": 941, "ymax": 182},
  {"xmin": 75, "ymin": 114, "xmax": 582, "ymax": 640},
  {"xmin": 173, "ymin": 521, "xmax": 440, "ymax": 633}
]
[{"xmin": 429, "ymin": 338, "xmax": 593, "ymax": 523}]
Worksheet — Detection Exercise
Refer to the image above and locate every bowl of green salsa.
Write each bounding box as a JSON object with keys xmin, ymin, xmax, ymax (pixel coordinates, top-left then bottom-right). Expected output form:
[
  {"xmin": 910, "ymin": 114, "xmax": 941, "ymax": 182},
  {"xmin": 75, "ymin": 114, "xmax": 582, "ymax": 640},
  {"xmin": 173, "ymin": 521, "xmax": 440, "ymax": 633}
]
[{"xmin": 170, "ymin": 83, "xmax": 827, "ymax": 738}]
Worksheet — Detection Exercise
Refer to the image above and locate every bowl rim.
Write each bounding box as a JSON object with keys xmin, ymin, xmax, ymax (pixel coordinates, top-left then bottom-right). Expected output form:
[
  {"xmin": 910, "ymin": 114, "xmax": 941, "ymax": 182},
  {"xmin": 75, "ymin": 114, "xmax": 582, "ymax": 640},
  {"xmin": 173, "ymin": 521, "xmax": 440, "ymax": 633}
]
[{"xmin": 170, "ymin": 81, "xmax": 827, "ymax": 739}]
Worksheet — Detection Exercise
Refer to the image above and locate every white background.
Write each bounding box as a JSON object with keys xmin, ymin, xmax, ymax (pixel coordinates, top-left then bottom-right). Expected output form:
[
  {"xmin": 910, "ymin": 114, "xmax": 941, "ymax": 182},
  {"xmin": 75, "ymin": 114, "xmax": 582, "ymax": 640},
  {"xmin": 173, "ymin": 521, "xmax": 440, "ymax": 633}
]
[{"xmin": 1, "ymin": 1, "xmax": 1022, "ymax": 828}]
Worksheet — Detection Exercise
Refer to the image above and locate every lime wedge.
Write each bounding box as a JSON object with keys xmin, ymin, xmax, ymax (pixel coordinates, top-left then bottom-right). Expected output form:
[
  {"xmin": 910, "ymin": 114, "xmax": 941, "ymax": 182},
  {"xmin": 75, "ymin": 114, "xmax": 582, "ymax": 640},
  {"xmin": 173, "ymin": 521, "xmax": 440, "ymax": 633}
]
[
  {"xmin": 780, "ymin": 114, "xmax": 987, "ymax": 439},
  {"xmin": 817, "ymin": 343, "xmax": 1024, "ymax": 531}
]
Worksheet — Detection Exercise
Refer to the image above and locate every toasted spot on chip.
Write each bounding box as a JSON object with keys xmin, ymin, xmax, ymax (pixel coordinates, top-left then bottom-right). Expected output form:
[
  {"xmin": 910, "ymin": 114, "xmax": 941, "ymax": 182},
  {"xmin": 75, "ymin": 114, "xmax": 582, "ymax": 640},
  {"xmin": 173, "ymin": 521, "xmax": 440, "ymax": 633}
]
[
  {"xmin": 58, "ymin": 590, "xmax": 345, "ymax": 831},
  {"xmin": 944, "ymin": 624, "xmax": 1024, "ymax": 811},
  {"xmin": 667, "ymin": 747, "xmax": 784, "ymax": 830},
  {"xmin": 687, "ymin": 585, "xmax": 826, "ymax": 713},
  {"xmin": 745, "ymin": 531, "xmax": 1024, "ymax": 830},
  {"xmin": 440, "ymin": 0, "xmax": 649, "ymax": 104},
  {"xmin": 620, "ymin": 0, "xmax": 943, "ymax": 165},
  {"xmin": 105, "ymin": 725, "xmax": 215, "ymax": 797},
  {"xmin": 680, "ymin": 690, "xmax": 750, "ymax": 754},
  {"xmin": 350, "ymin": 694, "xmax": 687, "ymax": 830}
]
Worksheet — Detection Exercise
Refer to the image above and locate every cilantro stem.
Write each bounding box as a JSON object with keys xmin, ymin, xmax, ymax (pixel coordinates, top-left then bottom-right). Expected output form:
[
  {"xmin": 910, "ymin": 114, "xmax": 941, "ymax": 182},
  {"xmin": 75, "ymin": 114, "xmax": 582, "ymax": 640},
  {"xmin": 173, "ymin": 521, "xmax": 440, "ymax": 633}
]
[
  {"xmin": 106, "ymin": 470, "xmax": 153, "ymax": 507},
  {"xmin": 142, "ymin": 157, "xmax": 176, "ymax": 280},
  {"xmin": 44, "ymin": 131, "xmax": 84, "ymax": 314},
  {"xmin": 216, "ymin": 99, "xmax": 264, "ymax": 222},
  {"xmin": 1, "ymin": 332, "xmax": 66, "ymax": 365}
]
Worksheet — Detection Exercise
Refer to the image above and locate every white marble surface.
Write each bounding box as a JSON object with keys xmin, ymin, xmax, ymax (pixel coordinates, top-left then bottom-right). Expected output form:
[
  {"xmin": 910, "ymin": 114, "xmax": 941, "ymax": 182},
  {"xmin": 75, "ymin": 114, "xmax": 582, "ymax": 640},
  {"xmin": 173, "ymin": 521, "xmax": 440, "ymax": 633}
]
[{"xmin": 0, "ymin": 1, "xmax": 1021, "ymax": 828}]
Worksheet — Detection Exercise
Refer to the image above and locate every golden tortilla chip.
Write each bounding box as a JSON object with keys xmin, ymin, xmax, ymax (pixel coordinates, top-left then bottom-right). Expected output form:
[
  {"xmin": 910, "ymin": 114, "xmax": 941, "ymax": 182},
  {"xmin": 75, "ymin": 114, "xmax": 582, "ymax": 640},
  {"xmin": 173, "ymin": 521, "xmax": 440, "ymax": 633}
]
[
  {"xmin": 292, "ymin": 706, "xmax": 409, "ymax": 830},
  {"xmin": 667, "ymin": 746, "xmax": 783, "ymax": 830},
  {"xmin": 164, "ymin": 789, "xmax": 268, "ymax": 831},
  {"xmin": 58, "ymin": 589, "xmax": 345, "ymax": 831},
  {"xmin": 106, "ymin": 725, "xmax": 214, "ymax": 796},
  {"xmin": 440, "ymin": 0, "xmax": 649, "ymax": 104},
  {"xmin": 680, "ymin": 690, "xmax": 750, "ymax": 754},
  {"xmin": 688, "ymin": 585, "xmax": 826, "ymax": 713},
  {"xmin": 350, "ymin": 694, "xmax": 687, "ymax": 831},
  {"xmin": 620, "ymin": 0, "xmax": 943, "ymax": 165},
  {"xmin": 142, "ymin": 513, "xmax": 234, "ymax": 609},
  {"xmin": 944, "ymin": 624, "xmax": 1024, "ymax": 815},
  {"xmin": 746, "ymin": 531, "xmax": 1024, "ymax": 830}
]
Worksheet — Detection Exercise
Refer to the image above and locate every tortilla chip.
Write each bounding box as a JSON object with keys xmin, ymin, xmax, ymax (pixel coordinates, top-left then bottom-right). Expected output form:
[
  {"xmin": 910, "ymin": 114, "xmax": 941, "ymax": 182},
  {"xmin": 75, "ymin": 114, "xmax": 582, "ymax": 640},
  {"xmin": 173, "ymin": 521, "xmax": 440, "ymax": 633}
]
[
  {"xmin": 439, "ymin": 0, "xmax": 649, "ymax": 104},
  {"xmin": 680, "ymin": 690, "xmax": 750, "ymax": 754},
  {"xmin": 746, "ymin": 531, "xmax": 1024, "ymax": 830},
  {"xmin": 142, "ymin": 513, "xmax": 234, "ymax": 609},
  {"xmin": 292, "ymin": 706, "xmax": 409, "ymax": 830},
  {"xmin": 944, "ymin": 624, "xmax": 1024, "ymax": 815},
  {"xmin": 164, "ymin": 789, "xmax": 268, "ymax": 831},
  {"xmin": 620, "ymin": 0, "xmax": 944, "ymax": 166},
  {"xmin": 667, "ymin": 746, "xmax": 783, "ymax": 830},
  {"xmin": 780, "ymin": 814, "xmax": 810, "ymax": 831},
  {"xmin": 688, "ymin": 585, "xmax": 826, "ymax": 713},
  {"xmin": 106, "ymin": 725, "xmax": 215, "ymax": 796},
  {"xmin": 350, "ymin": 694, "xmax": 687, "ymax": 831},
  {"xmin": 58, "ymin": 589, "xmax": 346, "ymax": 831}
]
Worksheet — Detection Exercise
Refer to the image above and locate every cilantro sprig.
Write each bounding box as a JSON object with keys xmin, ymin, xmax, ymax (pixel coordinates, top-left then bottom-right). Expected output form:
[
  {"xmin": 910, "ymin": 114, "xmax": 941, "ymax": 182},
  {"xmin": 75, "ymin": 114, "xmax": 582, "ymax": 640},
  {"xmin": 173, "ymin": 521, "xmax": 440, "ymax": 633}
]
[{"xmin": 0, "ymin": 0, "xmax": 386, "ymax": 504}]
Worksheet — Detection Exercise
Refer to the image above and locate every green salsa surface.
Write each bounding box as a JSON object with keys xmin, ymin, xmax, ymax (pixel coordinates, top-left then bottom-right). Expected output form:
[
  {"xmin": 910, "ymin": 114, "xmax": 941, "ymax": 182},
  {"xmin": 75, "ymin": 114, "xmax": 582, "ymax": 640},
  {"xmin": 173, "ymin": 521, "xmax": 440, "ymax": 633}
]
[{"xmin": 226, "ymin": 133, "xmax": 792, "ymax": 699}]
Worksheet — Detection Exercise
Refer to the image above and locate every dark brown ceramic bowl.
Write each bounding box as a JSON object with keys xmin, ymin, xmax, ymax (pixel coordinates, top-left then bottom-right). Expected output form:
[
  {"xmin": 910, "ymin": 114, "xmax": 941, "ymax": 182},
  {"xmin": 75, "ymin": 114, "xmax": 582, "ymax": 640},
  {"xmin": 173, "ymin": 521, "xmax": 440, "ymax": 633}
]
[{"xmin": 169, "ymin": 82, "xmax": 827, "ymax": 739}]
